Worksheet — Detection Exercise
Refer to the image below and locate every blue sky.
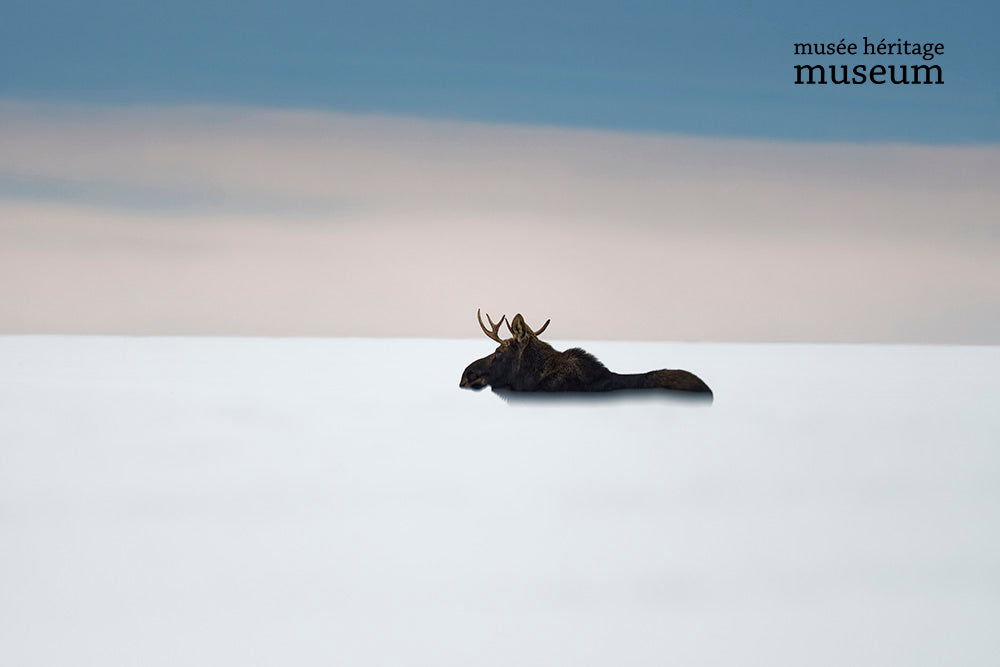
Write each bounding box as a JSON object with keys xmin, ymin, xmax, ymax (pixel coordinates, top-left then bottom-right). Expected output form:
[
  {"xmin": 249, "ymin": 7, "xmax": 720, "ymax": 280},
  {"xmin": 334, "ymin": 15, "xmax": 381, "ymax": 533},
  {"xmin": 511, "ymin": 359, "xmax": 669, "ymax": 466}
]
[
  {"xmin": 2, "ymin": 1, "xmax": 998, "ymax": 341},
  {"xmin": 3, "ymin": 0, "xmax": 997, "ymax": 143}
]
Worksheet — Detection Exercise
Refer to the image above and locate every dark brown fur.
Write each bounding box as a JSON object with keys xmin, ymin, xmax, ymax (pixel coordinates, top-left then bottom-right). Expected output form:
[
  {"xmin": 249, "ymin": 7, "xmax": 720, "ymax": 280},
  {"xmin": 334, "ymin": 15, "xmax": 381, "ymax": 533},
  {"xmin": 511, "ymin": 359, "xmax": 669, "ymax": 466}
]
[{"xmin": 460, "ymin": 313, "xmax": 712, "ymax": 395}]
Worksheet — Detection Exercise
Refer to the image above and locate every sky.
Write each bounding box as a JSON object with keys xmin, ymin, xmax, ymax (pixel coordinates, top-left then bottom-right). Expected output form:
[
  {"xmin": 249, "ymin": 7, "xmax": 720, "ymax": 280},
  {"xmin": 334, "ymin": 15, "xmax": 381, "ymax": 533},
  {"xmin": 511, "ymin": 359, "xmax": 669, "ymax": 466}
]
[
  {"xmin": 3, "ymin": 1, "xmax": 997, "ymax": 142},
  {"xmin": 1, "ymin": 1, "xmax": 998, "ymax": 342}
]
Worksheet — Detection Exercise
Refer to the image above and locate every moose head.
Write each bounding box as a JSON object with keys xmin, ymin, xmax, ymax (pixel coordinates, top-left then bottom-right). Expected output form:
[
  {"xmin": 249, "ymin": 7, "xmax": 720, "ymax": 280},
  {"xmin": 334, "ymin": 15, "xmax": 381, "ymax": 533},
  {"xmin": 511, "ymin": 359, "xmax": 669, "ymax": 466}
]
[
  {"xmin": 459, "ymin": 309, "xmax": 713, "ymax": 395},
  {"xmin": 459, "ymin": 310, "xmax": 552, "ymax": 391}
]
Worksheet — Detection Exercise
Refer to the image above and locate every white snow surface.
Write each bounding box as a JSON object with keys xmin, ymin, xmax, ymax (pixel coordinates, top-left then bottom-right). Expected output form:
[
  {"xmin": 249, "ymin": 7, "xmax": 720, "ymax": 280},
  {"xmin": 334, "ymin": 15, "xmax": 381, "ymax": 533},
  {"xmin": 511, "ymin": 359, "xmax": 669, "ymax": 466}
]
[{"xmin": 2, "ymin": 336, "xmax": 999, "ymax": 666}]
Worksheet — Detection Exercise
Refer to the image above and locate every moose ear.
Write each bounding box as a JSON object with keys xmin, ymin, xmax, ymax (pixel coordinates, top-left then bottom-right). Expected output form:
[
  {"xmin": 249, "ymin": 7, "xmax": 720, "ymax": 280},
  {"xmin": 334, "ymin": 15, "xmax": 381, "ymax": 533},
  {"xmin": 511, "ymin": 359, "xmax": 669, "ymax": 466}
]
[{"xmin": 509, "ymin": 313, "xmax": 531, "ymax": 341}]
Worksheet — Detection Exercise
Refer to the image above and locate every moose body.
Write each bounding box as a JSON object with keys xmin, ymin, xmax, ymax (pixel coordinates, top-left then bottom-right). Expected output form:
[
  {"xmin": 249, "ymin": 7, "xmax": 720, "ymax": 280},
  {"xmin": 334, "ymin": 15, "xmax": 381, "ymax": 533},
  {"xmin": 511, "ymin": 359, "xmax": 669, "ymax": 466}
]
[{"xmin": 460, "ymin": 310, "xmax": 712, "ymax": 395}]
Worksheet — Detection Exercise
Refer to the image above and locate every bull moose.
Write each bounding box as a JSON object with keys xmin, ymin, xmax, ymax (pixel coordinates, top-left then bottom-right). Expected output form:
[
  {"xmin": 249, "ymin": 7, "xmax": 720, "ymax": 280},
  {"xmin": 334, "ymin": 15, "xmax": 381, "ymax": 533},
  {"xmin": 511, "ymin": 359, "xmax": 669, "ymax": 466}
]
[{"xmin": 460, "ymin": 310, "xmax": 712, "ymax": 395}]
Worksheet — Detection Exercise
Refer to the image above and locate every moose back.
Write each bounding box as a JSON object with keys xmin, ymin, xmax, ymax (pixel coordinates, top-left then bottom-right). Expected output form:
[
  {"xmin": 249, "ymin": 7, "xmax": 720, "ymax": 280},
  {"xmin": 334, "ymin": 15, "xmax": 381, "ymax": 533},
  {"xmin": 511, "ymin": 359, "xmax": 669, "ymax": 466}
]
[{"xmin": 460, "ymin": 310, "xmax": 712, "ymax": 395}]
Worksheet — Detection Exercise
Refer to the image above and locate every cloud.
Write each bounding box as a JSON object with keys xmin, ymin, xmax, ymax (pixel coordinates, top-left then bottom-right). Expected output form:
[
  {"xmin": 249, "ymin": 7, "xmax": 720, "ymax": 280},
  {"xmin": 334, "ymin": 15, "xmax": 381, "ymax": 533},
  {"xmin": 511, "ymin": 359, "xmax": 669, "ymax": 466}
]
[{"xmin": 1, "ymin": 101, "xmax": 998, "ymax": 342}]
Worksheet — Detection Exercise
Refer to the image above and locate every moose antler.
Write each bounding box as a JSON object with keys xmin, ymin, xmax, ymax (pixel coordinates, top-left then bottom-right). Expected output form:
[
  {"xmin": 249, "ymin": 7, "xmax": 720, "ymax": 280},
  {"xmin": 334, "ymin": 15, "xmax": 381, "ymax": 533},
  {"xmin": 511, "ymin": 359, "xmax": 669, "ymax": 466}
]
[
  {"xmin": 532, "ymin": 318, "xmax": 551, "ymax": 336},
  {"xmin": 477, "ymin": 308, "xmax": 508, "ymax": 343}
]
